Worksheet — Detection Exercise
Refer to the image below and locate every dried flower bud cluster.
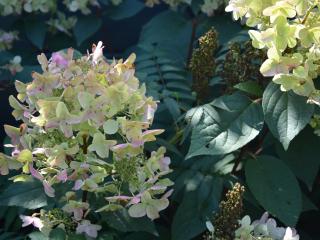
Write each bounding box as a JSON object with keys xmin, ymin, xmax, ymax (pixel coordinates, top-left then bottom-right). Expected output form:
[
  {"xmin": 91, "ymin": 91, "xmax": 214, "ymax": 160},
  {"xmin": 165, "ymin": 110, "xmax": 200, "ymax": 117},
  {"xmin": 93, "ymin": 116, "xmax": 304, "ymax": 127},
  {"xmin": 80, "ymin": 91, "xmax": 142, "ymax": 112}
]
[
  {"xmin": 189, "ymin": 27, "xmax": 218, "ymax": 102},
  {"xmin": 221, "ymin": 41, "xmax": 267, "ymax": 91},
  {"xmin": 1, "ymin": 42, "xmax": 172, "ymax": 238},
  {"xmin": 212, "ymin": 183, "xmax": 245, "ymax": 240}
]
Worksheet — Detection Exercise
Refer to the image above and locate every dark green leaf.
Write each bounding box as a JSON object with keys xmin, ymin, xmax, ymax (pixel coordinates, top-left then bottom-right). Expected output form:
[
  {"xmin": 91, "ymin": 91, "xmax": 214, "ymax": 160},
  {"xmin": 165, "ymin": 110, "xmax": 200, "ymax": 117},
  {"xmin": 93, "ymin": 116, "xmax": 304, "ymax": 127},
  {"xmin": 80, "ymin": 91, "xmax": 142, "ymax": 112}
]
[
  {"xmin": 25, "ymin": 20, "xmax": 46, "ymax": 49},
  {"xmin": 163, "ymin": 97, "xmax": 181, "ymax": 121},
  {"xmin": 0, "ymin": 51, "xmax": 14, "ymax": 65},
  {"xmin": 28, "ymin": 232, "xmax": 49, "ymax": 240},
  {"xmin": 234, "ymin": 80, "xmax": 263, "ymax": 97},
  {"xmin": 103, "ymin": 209, "xmax": 158, "ymax": 236},
  {"xmin": 106, "ymin": 0, "xmax": 144, "ymax": 20},
  {"xmin": 139, "ymin": 11, "xmax": 191, "ymax": 61},
  {"xmin": 49, "ymin": 228, "xmax": 66, "ymax": 240},
  {"xmin": 73, "ymin": 16, "xmax": 102, "ymax": 46},
  {"xmin": 262, "ymin": 82, "xmax": 314, "ymax": 150},
  {"xmin": 172, "ymin": 177, "xmax": 222, "ymax": 240},
  {"xmin": 277, "ymin": 127, "xmax": 320, "ymax": 190},
  {"xmin": 245, "ymin": 155, "xmax": 302, "ymax": 226},
  {"xmin": 0, "ymin": 181, "xmax": 47, "ymax": 209},
  {"xmin": 187, "ymin": 92, "xmax": 264, "ymax": 159},
  {"xmin": 66, "ymin": 234, "xmax": 86, "ymax": 240}
]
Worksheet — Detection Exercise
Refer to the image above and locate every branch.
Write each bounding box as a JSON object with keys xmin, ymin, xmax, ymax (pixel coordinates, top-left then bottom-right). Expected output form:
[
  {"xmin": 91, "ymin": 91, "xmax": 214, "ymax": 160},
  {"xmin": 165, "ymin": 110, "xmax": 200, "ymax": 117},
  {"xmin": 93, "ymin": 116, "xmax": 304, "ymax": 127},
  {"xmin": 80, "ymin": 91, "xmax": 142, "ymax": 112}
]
[
  {"xmin": 81, "ymin": 134, "xmax": 89, "ymax": 202},
  {"xmin": 231, "ymin": 127, "xmax": 269, "ymax": 174}
]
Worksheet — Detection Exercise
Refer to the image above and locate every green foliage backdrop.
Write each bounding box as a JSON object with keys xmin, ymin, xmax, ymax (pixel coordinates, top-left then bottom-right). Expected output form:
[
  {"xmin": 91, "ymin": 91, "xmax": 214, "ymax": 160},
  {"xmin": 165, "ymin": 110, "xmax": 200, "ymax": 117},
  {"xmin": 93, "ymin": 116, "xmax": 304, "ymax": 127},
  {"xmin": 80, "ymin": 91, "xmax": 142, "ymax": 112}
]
[{"xmin": 0, "ymin": 0, "xmax": 320, "ymax": 239}]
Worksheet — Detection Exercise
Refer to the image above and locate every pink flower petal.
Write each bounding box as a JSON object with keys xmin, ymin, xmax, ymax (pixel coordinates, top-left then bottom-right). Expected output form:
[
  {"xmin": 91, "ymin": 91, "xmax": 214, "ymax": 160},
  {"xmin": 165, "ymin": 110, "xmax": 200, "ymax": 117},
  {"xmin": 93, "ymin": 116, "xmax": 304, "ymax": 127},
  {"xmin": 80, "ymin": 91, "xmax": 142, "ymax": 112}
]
[
  {"xmin": 43, "ymin": 180, "xmax": 55, "ymax": 197},
  {"xmin": 20, "ymin": 215, "xmax": 33, "ymax": 227},
  {"xmin": 57, "ymin": 169, "xmax": 68, "ymax": 182},
  {"xmin": 73, "ymin": 179, "xmax": 84, "ymax": 190},
  {"xmin": 29, "ymin": 164, "xmax": 44, "ymax": 181},
  {"xmin": 51, "ymin": 52, "xmax": 69, "ymax": 68}
]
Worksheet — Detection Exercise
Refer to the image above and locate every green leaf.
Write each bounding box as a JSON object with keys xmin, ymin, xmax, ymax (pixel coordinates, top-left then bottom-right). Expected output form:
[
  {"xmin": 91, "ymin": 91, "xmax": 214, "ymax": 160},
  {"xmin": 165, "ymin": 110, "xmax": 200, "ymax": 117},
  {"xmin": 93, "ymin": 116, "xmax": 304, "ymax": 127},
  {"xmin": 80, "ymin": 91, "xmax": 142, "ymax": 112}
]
[
  {"xmin": 234, "ymin": 80, "xmax": 263, "ymax": 97},
  {"xmin": 28, "ymin": 232, "xmax": 49, "ymax": 240},
  {"xmin": 302, "ymin": 193, "xmax": 317, "ymax": 212},
  {"xmin": 139, "ymin": 11, "xmax": 191, "ymax": 61},
  {"xmin": 66, "ymin": 234, "xmax": 86, "ymax": 240},
  {"xmin": 17, "ymin": 149, "xmax": 32, "ymax": 163},
  {"xmin": 106, "ymin": 0, "xmax": 144, "ymax": 20},
  {"xmin": 163, "ymin": 97, "xmax": 181, "ymax": 121},
  {"xmin": 0, "ymin": 181, "xmax": 47, "ymax": 209},
  {"xmin": 49, "ymin": 228, "xmax": 66, "ymax": 240},
  {"xmin": 197, "ymin": 14, "xmax": 243, "ymax": 45},
  {"xmin": 103, "ymin": 209, "xmax": 158, "ymax": 236},
  {"xmin": 103, "ymin": 119, "xmax": 119, "ymax": 135},
  {"xmin": 186, "ymin": 92, "xmax": 264, "ymax": 159},
  {"xmin": 0, "ymin": 51, "xmax": 14, "ymax": 65},
  {"xmin": 262, "ymin": 82, "xmax": 314, "ymax": 150},
  {"xmin": 276, "ymin": 127, "xmax": 320, "ymax": 191},
  {"xmin": 73, "ymin": 16, "xmax": 102, "ymax": 46},
  {"xmin": 172, "ymin": 177, "xmax": 223, "ymax": 240},
  {"xmin": 25, "ymin": 20, "xmax": 46, "ymax": 49},
  {"xmin": 245, "ymin": 155, "xmax": 302, "ymax": 226}
]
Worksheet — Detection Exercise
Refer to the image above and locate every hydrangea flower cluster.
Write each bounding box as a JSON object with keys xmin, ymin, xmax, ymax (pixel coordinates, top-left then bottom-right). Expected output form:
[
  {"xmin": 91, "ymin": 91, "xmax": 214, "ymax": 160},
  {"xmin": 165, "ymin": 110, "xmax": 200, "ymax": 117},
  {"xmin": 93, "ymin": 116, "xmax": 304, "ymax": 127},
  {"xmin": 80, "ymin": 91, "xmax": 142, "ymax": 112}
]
[
  {"xmin": 145, "ymin": 0, "xmax": 227, "ymax": 16},
  {"xmin": 0, "ymin": 0, "xmax": 100, "ymax": 15},
  {"xmin": 0, "ymin": 0, "xmax": 56, "ymax": 15},
  {"xmin": 205, "ymin": 184, "xmax": 299, "ymax": 240},
  {"xmin": 47, "ymin": 12, "xmax": 77, "ymax": 36},
  {"xmin": 234, "ymin": 212, "xmax": 299, "ymax": 240},
  {"xmin": 63, "ymin": 0, "xmax": 99, "ymax": 15},
  {"xmin": 0, "ymin": 55, "xmax": 23, "ymax": 76},
  {"xmin": 225, "ymin": 0, "xmax": 320, "ymax": 104},
  {"xmin": 201, "ymin": 0, "xmax": 229, "ymax": 16},
  {"xmin": 1, "ymin": 42, "xmax": 172, "ymax": 237},
  {"xmin": 206, "ymin": 212, "xmax": 300, "ymax": 240},
  {"xmin": 0, "ymin": 0, "xmax": 100, "ymax": 37},
  {"xmin": 0, "ymin": 30, "xmax": 18, "ymax": 51}
]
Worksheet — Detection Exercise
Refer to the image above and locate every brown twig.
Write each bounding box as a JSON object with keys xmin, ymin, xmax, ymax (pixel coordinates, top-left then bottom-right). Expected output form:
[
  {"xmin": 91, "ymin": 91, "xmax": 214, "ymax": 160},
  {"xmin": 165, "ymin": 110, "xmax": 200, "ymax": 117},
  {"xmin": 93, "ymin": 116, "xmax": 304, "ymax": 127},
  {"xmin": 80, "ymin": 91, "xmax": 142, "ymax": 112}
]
[
  {"xmin": 187, "ymin": 18, "xmax": 198, "ymax": 66},
  {"xmin": 232, "ymin": 127, "xmax": 269, "ymax": 174},
  {"xmin": 82, "ymin": 190, "xmax": 88, "ymax": 202},
  {"xmin": 82, "ymin": 134, "xmax": 89, "ymax": 202}
]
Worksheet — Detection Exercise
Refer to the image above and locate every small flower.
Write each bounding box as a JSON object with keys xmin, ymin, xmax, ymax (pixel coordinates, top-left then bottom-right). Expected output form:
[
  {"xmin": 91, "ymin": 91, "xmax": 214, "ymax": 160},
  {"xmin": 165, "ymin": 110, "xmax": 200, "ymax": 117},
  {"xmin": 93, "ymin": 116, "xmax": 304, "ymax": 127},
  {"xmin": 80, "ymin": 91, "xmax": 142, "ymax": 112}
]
[
  {"xmin": 128, "ymin": 191, "xmax": 169, "ymax": 220},
  {"xmin": 57, "ymin": 169, "xmax": 68, "ymax": 182},
  {"xmin": 20, "ymin": 215, "xmax": 44, "ymax": 230},
  {"xmin": 51, "ymin": 52, "xmax": 69, "ymax": 68},
  {"xmin": 235, "ymin": 215, "xmax": 254, "ymax": 238},
  {"xmin": 88, "ymin": 132, "xmax": 116, "ymax": 158},
  {"xmin": 91, "ymin": 41, "xmax": 104, "ymax": 65},
  {"xmin": 29, "ymin": 164, "xmax": 44, "ymax": 180},
  {"xmin": 76, "ymin": 220, "xmax": 102, "ymax": 238},
  {"xmin": 43, "ymin": 180, "xmax": 55, "ymax": 197},
  {"xmin": 283, "ymin": 227, "xmax": 299, "ymax": 240},
  {"xmin": 63, "ymin": 200, "xmax": 89, "ymax": 220}
]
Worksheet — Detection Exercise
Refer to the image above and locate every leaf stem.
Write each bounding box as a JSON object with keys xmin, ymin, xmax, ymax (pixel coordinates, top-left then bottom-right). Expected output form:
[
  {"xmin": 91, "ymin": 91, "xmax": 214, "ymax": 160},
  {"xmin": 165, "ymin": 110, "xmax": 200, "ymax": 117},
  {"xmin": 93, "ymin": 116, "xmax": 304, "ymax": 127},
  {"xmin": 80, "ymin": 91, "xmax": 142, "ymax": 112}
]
[{"xmin": 301, "ymin": 3, "xmax": 316, "ymax": 24}]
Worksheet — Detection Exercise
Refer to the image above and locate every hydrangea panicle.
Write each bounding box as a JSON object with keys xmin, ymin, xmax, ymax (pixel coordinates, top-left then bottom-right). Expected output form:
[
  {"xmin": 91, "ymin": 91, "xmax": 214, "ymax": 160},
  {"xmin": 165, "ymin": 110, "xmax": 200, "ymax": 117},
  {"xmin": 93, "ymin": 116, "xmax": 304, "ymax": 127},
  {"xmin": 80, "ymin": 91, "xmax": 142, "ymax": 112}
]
[
  {"xmin": 225, "ymin": 0, "xmax": 320, "ymax": 104},
  {"xmin": 2, "ymin": 41, "xmax": 172, "ymax": 238}
]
